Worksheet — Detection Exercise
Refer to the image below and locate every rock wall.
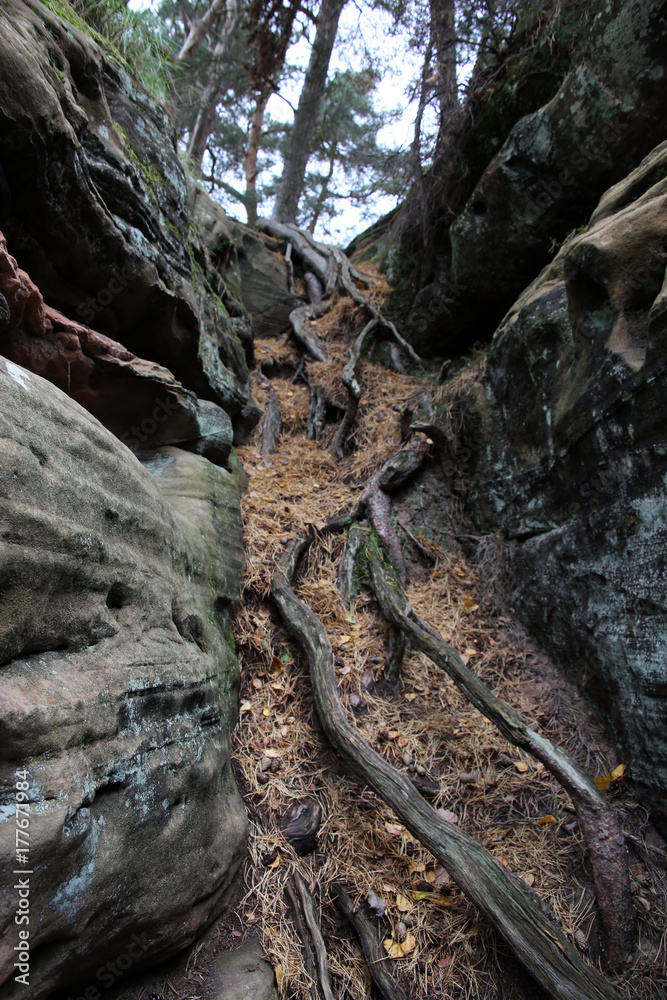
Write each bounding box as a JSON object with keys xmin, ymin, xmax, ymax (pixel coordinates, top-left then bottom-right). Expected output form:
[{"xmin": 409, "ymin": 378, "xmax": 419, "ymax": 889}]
[
  {"xmin": 0, "ymin": 357, "xmax": 248, "ymax": 999},
  {"xmin": 386, "ymin": 0, "xmax": 667, "ymax": 357},
  {"xmin": 464, "ymin": 141, "xmax": 667, "ymax": 833},
  {"xmin": 0, "ymin": 0, "xmax": 263, "ymax": 440}
]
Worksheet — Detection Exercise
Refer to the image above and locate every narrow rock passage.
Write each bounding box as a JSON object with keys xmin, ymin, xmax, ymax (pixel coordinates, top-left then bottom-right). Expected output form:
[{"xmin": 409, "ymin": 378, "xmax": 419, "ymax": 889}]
[{"xmin": 226, "ymin": 276, "xmax": 664, "ymax": 1000}]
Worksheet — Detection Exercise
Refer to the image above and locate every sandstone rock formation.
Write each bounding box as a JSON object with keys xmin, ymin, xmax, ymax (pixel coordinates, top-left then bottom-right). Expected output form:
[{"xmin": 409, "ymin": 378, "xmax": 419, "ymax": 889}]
[
  {"xmin": 387, "ymin": 0, "xmax": 667, "ymax": 356},
  {"xmin": 464, "ymin": 141, "xmax": 667, "ymax": 833},
  {"xmin": 0, "ymin": 0, "xmax": 260, "ymax": 439},
  {"xmin": 0, "ymin": 230, "xmax": 234, "ymax": 465},
  {"xmin": 0, "ymin": 358, "xmax": 248, "ymax": 999}
]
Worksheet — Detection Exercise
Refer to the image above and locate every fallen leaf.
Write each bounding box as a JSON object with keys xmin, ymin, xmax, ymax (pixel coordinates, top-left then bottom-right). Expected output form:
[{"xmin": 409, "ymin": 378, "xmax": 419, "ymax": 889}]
[
  {"xmin": 436, "ymin": 808, "xmax": 459, "ymax": 825},
  {"xmin": 536, "ymin": 814, "xmax": 556, "ymax": 825},
  {"xmin": 513, "ymin": 761, "xmax": 529, "ymax": 773},
  {"xmin": 271, "ymin": 656, "xmax": 284, "ymax": 674},
  {"xmin": 240, "ymin": 700, "xmax": 252, "ymax": 714},
  {"xmin": 404, "ymin": 692, "xmax": 418, "ymax": 702},
  {"xmin": 268, "ymin": 855, "xmax": 280, "ymax": 869},
  {"xmin": 252, "ymin": 678, "xmax": 263, "ymax": 690},
  {"xmin": 523, "ymin": 873, "xmax": 535, "ymax": 887},
  {"xmin": 396, "ymin": 892, "xmax": 413, "ymax": 912},
  {"xmin": 594, "ymin": 763, "xmax": 626, "ymax": 791},
  {"xmin": 463, "ymin": 598, "xmax": 479, "ymax": 610},
  {"xmin": 388, "ymin": 730, "xmax": 400, "ymax": 740},
  {"xmin": 411, "ymin": 891, "xmax": 452, "ymax": 909},
  {"xmin": 408, "ymin": 860, "xmax": 425, "ymax": 875},
  {"xmin": 397, "ymin": 736, "xmax": 409, "ymax": 748},
  {"xmin": 339, "ymin": 635, "xmax": 354, "ymax": 644},
  {"xmin": 262, "ymin": 707, "xmax": 271, "ymax": 717},
  {"xmin": 463, "ymin": 647, "xmax": 478, "ymax": 656},
  {"xmin": 385, "ymin": 822, "xmax": 405, "ymax": 837},
  {"xmin": 424, "ymin": 870, "xmax": 436, "ymax": 883},
  {"xmin": 264, "ymin": 749, "xmax": 280, "ymax": 759},
  {"xmin": 384, "ymin": 932, "xmax": 417, "ymax": 958},
  {"xmin": 367, "ymin": 889, "xmax": 386, "ymax": 917}
]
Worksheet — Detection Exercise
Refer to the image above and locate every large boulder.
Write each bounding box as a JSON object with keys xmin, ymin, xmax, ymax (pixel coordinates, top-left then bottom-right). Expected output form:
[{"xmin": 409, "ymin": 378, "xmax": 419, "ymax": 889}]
[
  {"xmin": 0, "ymin": 358, "xmax": 248, "ymax": 999},
  {"xmin": 390, "ymin": 0, "xmax": 667, "ymax": 356},
  {"xmin": 193, "ymin": 189, "xmax": 301, "ymax": 341},
  {"xmin": 464, "ymin": 141, "xmax": 667, "ymax": 833},
  {"xmin": 0, "ymin": 0, "xmax": 259, "ymax": 438}
]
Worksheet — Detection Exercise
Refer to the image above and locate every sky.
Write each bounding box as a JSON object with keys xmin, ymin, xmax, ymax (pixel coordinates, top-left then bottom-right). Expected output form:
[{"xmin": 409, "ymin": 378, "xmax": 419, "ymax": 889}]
[{"xmin": 129, "ymin": 0, "xmax": 436, "ymax": 246}]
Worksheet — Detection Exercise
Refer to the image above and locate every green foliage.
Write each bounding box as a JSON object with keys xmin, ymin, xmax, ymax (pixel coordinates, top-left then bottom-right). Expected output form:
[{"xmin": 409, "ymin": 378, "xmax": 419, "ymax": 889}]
[{"xmin": 69, "ymin": 0, "xmax": 173, "ymax": 97}]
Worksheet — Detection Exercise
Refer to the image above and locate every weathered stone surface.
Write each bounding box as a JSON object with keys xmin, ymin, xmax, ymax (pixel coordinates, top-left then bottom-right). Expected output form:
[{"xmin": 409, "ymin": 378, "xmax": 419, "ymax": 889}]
[
  {"xmin": 208, "ymin": 938, "xmax": 278, "ymax": 1000},
  {"xmin": 194, "ymin": 189, "xmax": 300, "ymax": 340},
  {"xmin": 0, "ymin": 358, "xmax": 249, "ymax": 998},
  {"xmin": 389, "ymin": 0, "xmax": 667, "ymax": 357},
  {"xmin": 464, "ymin": 141, "xmax": 667, "ymax": 833},
  {"xmin": 0, "ymin": 230, "xmax": 233, "ymax": 465},
  {"xmin": 447, "ymin": 0, "xmax": 667, "ymax": 346},
  {"xmin": 0, "ymin": 0, "xmax": 259, "ymax": 438}
]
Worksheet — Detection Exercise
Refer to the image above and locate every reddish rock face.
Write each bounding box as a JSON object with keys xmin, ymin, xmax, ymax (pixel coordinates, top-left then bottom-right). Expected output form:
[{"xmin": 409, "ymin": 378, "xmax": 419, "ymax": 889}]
[{"xmin": 0, "ymin": 231, "xmax": 233, "ymax": 466}]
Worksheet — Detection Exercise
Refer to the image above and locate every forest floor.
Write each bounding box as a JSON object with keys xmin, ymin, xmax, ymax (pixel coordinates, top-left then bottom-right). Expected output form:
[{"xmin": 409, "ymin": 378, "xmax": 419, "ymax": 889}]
[{"xmin": 113, "ymin": 276, "xmax": 667, "ymax": 1000}]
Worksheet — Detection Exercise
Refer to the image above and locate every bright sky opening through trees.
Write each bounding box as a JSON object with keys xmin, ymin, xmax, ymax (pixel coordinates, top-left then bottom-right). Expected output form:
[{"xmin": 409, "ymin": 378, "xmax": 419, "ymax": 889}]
[{"xmin": 116, "ymin": 0, "xmax": 501, "ymax": 244}]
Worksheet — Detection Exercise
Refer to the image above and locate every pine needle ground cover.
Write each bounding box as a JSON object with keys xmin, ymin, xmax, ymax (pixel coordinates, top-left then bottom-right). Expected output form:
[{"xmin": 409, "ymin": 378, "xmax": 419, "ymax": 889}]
[{"xmin": 140, "ymin": 278, "xmax": 666, "ymax": 1000}]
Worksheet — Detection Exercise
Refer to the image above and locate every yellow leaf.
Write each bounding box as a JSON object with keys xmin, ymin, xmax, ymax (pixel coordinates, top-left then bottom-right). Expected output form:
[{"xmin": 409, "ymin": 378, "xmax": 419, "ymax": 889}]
[
  {"xmin": 271, "ymin": 656, "xmax": 284, "ymax": 674},
  {"xmin": 263, "ymin": 707, "xmax": 271, "ymax": 717},
  {"xmin": 274, "ymin": 963, "xmax": 284, "ymax": 990},
  {"xmin": 396, "ymin": 892, "xmax": 413, "ymax": 912},
  {"xmin": 268, "ymin": 855, "xmax": 280, "ymax": 869},
  {"xmin": 404, "ymin": 692, "xmax": 417, "ymax": 702},
  {"xmin": 514, "ymin": 761, "xmax": 529, "ymax": 773},
  {"xmin": 240, "ymin": 699, "xmax": 252, "ymax": 714},
  {"xmin": 536, "ymin": 814, "xmax": 556, "ymax": 825},
  {"xmin": 411, "ymin": 891, "xmax": 452, "ymax": 909},
  {"xmin": 594, "ymin": 764, "xmax": 626, "ymax": 791},
  {"xmin": 384, "ymin": 932, "xmax": 417, "ymax": 958},
  {"xmin": 463, "ymin": 598, "xmax": 478, "ymax": 609}
]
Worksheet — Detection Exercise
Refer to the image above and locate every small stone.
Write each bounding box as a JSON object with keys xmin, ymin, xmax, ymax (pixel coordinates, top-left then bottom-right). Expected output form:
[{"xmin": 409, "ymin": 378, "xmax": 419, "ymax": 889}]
[
  {"xmin": 402, "ymin": 753, "xmax": 412, "ymax": 766},
  {"xmin": 259, "ymin": 756, "xmax": 272, "ymax": 772},
  {"xmin": 408, "ymin": 763, "xmax": 416, "ymax": 773},
  {"xmin": 270, "ymin": 758, "xmax": 281, "ymax": 772},
  {"xmin": 416, "ymin": 765, "xmax": 426, "ymax": 776},
  {"xmin": 257, "ymin": 771, "xmax": 269, "ymax": 785}
]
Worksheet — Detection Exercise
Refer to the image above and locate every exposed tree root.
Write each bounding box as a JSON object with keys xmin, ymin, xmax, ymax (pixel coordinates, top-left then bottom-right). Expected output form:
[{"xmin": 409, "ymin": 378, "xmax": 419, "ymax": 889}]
[
  {"xmin": 332, "ymin": 885, "xmax": 410, "ymax": 1000},
  {"xmin": 289, "ymin": 301, "xmax": 329, "ymax": 362},
  {"xmin": 365, "ymin": 535, "xmax": 636, "ymax": 970},
  {"xmin": 285, "ymin": 876, "xmax": 321, "ymax": 998},
  {"xmin": 293, "ymin": 871, "xmax": 336, "ymax": 1000},
  {"xmin": 272, "ymin": 534, "xmax": 624, "ymax": 1000},
  {"xmin": 259, "ymin": 374, "xmax": 282, "ymax": 455}
]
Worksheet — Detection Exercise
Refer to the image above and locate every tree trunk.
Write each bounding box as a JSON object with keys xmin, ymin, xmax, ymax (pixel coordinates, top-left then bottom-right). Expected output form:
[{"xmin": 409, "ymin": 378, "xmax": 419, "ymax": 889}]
[
  {"xmin": 272, "ymin": 0, "xmax": 346, "ymax": 223},
  {"xmin": 429, "ymin": 0, "xmax": 458, "ymax": 133},
  {"xmin": 186, "ymin": 0, "xmax": 240, "ymax": 168},
  {"xmin": 244, "ymin": 90, "xmax": 271, "ymax": 225}
]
